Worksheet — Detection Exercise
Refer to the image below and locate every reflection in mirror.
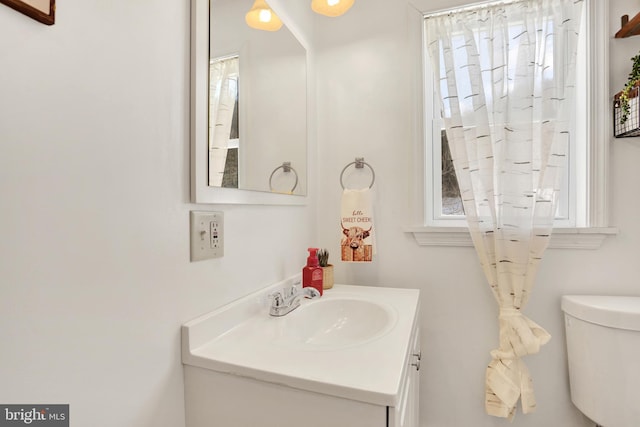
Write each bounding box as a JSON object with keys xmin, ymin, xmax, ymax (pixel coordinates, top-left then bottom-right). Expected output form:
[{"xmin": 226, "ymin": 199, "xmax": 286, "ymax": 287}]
[
  {"xmin": 269, "ymin": 161, "xmax": 299, "ymax": 194},
  {"xmin": 208, "ymin": 0, "xmax": 307, "ymax": 196},
  {"xmin": 209, "ymin": 54, "xmax": 240, "ymax": 188}
]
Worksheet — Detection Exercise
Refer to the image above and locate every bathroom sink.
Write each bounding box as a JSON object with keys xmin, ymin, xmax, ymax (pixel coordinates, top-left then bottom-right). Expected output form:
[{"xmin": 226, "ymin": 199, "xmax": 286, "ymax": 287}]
[
  {"xmin": 276, "ymin": 297, "xmax": 397, "ymax": 349},
  {"xmin": 182, "ymin": 282, "xmax": 419, "ymax": 406}
]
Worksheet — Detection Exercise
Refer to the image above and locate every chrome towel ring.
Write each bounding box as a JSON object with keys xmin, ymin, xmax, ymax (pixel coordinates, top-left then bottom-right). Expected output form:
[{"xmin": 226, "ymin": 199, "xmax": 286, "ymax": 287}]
[
  {"xmin": 269, "ymin": 162, "xmax": 299, "ymax": 193},
  {"xmin": 340, "ymin": 157, "xmax": 375, "ymax": 189}
]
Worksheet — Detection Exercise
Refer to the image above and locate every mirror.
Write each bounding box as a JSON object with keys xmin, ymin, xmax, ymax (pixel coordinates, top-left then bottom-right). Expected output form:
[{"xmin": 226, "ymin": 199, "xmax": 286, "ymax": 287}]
[{"xmin": 191, "ymin": 0, "xmax": 308, "ymax": 204}]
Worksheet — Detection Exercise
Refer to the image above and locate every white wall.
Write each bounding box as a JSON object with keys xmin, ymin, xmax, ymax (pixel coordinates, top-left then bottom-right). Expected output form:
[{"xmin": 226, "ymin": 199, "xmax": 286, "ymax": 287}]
[
  {"xmin": 315, "ymin": 0, "xmax": 640, "ymax": 426},
  {"xmin": 0, "ymin": 1, "xmax": 315, "ymax": 426}
]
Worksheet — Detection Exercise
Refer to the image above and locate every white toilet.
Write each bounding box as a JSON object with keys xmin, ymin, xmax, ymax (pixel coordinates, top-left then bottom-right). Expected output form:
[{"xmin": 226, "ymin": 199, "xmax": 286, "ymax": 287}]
[{"xmin": 562, "ymin": 295, "xmax": 640, "ymax": 427}]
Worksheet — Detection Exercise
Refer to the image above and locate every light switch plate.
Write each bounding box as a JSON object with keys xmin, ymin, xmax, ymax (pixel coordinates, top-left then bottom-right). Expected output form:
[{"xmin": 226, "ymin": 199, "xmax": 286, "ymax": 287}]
[{"xmin": 190, "ymin": 211, "xmax": 224, "ymax": 261}]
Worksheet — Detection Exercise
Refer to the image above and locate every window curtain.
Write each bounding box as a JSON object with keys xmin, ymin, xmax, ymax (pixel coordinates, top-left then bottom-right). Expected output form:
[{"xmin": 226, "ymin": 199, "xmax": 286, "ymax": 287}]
[
  {"xmin": 209, "ymin": 56, "xmax": 239, "ymax": 187},
  {"xmin": 425, "ymin": 0, "xmax": 583, "ymax": 419}
]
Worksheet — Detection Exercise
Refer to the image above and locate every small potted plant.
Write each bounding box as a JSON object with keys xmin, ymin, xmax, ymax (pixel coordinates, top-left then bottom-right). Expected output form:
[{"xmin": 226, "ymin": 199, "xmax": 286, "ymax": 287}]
[
  {"xmin": 317, "ymin": 249, "xmax": 334, "ymax": 290},
  {"xmin": 616, "ymin": 52, "xmax": 640, "ymax": 126}
]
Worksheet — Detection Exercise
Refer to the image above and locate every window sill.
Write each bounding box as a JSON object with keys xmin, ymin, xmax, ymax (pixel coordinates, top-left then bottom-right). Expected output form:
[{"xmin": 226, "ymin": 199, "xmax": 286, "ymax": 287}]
[{"xmin": 405, "ymin": 226, "xmax": 618, "ymax": 249}]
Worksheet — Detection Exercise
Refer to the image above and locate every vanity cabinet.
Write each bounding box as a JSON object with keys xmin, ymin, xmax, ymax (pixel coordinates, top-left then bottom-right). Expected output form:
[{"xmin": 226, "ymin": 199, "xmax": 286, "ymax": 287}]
[
  {"xmin": 389, "ymin": 325, "xmax": 421, "ymax": 427},
  {"xmin": 184, "ymin": 366, "xmax": 387, "ymax": 427},
  {"xmin": 184, "ymin": 320, "xmax": 421, "ymax": 427}
]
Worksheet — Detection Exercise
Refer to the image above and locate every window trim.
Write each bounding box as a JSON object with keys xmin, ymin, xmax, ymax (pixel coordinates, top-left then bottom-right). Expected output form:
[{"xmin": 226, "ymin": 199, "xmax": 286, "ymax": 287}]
[{"xmin": 406, "ymin": 0, "xmax": 618, "ymax": 249}]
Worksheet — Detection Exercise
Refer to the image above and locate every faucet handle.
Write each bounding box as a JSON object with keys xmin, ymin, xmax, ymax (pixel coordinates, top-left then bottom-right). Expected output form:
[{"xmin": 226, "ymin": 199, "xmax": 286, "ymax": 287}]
[
  {"xmin": 284, "ymin": 283, "xmax": 299, "ymax": 299},
  {"xmin": 304, "ymin": 287, "xmax": 321, "ymax": 298},
  {"xmin": 270, "ymin": 291, "xmax": 284, "ymax": 307}
]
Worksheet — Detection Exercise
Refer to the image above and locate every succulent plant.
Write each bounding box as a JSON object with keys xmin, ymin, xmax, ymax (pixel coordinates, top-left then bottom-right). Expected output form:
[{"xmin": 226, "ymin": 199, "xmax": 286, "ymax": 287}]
[{"xmin": 317, "ymin": 249, "xmax": 330, "ymax": 267}]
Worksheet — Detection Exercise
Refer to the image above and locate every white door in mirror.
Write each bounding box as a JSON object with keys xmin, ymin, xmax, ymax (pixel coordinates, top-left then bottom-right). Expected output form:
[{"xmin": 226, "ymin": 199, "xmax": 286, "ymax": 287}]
[{"xmin": 190, "ymin": 211, "xmax": 224, "ymax": 261}]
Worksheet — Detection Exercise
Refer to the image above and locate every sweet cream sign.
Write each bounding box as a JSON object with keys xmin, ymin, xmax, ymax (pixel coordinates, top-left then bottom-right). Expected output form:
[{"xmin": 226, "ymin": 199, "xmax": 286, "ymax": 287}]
[{"xmin": 340, "ymin": 189, "xmax": 375, "ymax": 262}]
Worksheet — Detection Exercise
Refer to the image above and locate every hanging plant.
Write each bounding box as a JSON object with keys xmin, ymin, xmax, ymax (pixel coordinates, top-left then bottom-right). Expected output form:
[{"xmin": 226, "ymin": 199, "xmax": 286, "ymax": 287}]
[{"xmin": 617, "ymin": 52, "xmax": 640, "ymax": 125}]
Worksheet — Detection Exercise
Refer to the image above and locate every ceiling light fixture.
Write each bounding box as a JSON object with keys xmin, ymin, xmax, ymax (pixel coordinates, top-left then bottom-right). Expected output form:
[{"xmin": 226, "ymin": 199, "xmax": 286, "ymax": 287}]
[
  {"xmin": 311, "ymin": 0, "xmax": 355, "ymax": 17},
  {"xmin": 245, "ymin": 0, "xmax": 283, "ymax": 32}
]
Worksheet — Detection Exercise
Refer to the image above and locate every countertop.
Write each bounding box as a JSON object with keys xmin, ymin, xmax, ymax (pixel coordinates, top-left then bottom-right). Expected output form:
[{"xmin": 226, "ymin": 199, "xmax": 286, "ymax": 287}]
[{"xmin": 182, "ymin": 281, "xmax": 420, "ymax": 407}]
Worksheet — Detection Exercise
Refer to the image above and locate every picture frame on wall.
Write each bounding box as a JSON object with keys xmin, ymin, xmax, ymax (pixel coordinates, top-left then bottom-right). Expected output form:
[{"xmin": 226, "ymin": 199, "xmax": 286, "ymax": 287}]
[{"xmin": 0, "ymin": 0, "xmax": 55, "ymax": 25}]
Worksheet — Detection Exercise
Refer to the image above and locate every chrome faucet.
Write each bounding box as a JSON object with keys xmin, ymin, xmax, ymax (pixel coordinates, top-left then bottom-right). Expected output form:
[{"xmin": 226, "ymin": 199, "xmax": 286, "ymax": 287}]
[{"xmin": 269, "ymin": 286, "xmax": 320, "ymax": 317}]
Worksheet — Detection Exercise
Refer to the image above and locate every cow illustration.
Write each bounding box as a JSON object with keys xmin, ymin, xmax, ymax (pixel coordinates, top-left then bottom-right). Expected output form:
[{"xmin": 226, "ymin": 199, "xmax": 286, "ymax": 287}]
[{"xmin": 341, "ymin": 224, "xmax": 372, "ymax": 249}]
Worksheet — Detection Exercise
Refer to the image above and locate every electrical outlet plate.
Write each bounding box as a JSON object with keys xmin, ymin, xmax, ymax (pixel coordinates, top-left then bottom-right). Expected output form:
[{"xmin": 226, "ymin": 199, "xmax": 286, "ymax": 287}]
[{"xmin": 190, "ymin": 211, "xmax": 224, "ymax": 261}]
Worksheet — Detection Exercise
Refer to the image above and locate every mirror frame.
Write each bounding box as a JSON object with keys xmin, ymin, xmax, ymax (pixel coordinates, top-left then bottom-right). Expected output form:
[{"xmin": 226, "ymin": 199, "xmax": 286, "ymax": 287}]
[{"xmin": 190, "ymin": 0, "xmax": 308, "ymax": 205}]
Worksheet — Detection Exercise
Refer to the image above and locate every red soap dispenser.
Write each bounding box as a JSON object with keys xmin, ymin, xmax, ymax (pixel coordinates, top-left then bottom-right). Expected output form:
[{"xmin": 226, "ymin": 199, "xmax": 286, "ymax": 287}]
[{"xmin": 302, "ymin": 247, "xmax": 323, "ymax": 296}]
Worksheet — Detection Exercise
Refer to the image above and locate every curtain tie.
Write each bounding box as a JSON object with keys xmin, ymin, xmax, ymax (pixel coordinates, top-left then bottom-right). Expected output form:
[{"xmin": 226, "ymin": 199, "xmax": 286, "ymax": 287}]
[
  {"xmin": 498, "ymin": 307, "xmax": 521, "ymax": 318},
  {"xmin": 493, "ymin": 309, "xmax": 550, "ymax": 359}
]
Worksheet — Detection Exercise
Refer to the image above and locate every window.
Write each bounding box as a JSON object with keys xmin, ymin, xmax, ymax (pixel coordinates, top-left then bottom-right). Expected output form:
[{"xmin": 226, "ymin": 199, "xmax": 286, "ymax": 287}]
[{"xmin": 410, "ymin": 0, "xmax": 616, "ymax": 248}]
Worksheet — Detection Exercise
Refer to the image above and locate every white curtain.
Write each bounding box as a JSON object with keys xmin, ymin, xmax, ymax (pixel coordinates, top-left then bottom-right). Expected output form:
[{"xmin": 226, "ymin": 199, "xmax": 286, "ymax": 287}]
[
  {"xmin": 209, "ymin": 56, "xmax": 239, "ymax": 187},
  {"xmin": 425, "ymin": 0, "xmax": 583, "ymax": 419}
]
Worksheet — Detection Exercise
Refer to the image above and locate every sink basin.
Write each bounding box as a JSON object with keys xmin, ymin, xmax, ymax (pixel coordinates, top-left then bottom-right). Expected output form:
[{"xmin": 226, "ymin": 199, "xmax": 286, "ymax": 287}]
[{"xmin": 275, "ymin": 297, "xmax": 397, "ymax": 349}]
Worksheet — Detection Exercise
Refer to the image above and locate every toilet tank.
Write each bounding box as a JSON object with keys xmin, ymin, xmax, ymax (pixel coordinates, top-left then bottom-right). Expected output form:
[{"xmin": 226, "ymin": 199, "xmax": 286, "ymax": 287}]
[{"xmin": 562, "ymin": 295, "xmax": 640, "ymax": 427}]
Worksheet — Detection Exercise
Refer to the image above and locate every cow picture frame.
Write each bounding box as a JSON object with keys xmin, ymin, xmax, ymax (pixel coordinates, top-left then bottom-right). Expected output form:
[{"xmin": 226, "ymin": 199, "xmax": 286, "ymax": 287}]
[{"xmin": 0, "ymin": 0, "xmax": 55, "ymax": 25}]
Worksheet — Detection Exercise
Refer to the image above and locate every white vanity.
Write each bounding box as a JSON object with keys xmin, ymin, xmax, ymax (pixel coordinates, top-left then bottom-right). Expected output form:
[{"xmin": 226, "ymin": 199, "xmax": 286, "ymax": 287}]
[{"xmin": 182, "ymin": 278, "xmax": 421, "ymax": 427}]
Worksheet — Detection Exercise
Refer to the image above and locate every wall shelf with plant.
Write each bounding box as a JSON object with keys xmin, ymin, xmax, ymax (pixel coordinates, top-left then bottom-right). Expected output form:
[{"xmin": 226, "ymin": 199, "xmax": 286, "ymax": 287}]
[{"xmin": 614, "ymin": 52, "xmax": 640, "ymax": 138}]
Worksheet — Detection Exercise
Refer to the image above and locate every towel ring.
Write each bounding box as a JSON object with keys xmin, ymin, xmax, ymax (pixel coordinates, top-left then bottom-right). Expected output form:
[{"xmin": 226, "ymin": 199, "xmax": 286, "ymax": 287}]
[
  {"xmin": 269, "ymin": 162, "xmax": 298, "ymax": 193},
  {"xmin": 340, "ymin": 157, "xmax": 375, "ymax": 189}
]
